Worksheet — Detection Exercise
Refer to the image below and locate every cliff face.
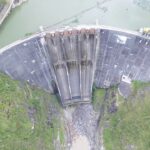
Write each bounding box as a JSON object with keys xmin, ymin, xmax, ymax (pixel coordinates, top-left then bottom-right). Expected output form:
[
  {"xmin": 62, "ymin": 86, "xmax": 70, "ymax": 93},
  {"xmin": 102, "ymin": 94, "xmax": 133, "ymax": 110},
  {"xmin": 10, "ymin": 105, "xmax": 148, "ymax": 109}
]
[{"xmin": 0, "ymin": 26, "xmax": 150, "ymax": 105}]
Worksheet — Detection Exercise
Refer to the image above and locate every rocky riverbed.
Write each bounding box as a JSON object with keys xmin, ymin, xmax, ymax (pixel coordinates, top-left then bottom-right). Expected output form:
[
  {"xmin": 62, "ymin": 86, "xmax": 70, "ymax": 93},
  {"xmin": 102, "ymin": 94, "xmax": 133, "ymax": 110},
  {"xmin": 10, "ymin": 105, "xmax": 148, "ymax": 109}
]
[{"xmin": 64, "ymin": 103, "xmax": 103, "ymax": 150}]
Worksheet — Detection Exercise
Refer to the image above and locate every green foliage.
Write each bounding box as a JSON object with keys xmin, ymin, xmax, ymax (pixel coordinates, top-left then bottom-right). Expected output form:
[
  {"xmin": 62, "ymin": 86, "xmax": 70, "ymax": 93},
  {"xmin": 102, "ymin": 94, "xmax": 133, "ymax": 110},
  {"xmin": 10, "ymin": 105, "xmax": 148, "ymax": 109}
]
[
  {"xmin": 92, "ymin": 87, "xmax": 105, "ymax": 111},
  {"xmin": 0, "ymin": 73, "xmax": 65, "ymax": 150},
  {"xmin": 132, "ymin": 80, "xmax": 150, "ymax": 92},
  {"xmin": 25, "ymin": 32, "xmax": 34, "ymax": 37},
  {"xmin": 103, "ymin": 86, "xmax": 150, "ymax": 150}
]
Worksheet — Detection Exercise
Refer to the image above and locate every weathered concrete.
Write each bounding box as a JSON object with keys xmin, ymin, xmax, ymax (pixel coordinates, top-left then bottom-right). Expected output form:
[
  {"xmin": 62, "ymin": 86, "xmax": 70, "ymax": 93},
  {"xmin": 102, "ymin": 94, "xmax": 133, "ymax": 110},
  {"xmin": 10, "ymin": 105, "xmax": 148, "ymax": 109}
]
[
  {"xmin": 0, "ymin": 25, "xmax": 150, "ymax": 106},
  {"xmin": 95, "ymin": 28, "xmax": 150, "ymax": 88}
]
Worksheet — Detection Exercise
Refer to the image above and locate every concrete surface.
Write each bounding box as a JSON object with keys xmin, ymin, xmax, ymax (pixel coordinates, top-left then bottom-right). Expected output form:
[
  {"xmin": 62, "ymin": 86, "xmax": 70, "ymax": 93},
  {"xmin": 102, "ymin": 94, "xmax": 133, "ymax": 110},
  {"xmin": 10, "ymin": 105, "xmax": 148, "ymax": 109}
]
[{"xmin": 0, "ymin": 25, "xmax": 150, "ymax": 106}]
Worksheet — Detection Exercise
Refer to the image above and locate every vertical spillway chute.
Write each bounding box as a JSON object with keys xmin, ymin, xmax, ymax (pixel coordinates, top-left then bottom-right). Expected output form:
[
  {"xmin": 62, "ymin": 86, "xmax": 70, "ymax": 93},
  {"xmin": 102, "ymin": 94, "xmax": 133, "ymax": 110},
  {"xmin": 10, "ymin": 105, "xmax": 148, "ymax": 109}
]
[{"xmin": 45, "ymin": 28, "xmax": 97, "ymax": 106}]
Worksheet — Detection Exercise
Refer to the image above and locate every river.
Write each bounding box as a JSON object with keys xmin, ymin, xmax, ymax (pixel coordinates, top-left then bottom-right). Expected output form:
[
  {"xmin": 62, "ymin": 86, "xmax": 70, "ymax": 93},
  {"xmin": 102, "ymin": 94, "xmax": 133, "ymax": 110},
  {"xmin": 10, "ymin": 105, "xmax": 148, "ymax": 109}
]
[{"xmin": 0, "ymin": 0, "xmax": 150, "ymax": 48}]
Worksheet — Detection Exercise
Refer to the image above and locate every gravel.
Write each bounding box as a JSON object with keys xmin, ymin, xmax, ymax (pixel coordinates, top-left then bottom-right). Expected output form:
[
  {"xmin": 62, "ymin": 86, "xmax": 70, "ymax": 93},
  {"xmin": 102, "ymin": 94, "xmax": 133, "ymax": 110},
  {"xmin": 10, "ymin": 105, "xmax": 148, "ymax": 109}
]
[{"xmin": 72, "ymin": 104, "xmax": 99, "ymax": 149}]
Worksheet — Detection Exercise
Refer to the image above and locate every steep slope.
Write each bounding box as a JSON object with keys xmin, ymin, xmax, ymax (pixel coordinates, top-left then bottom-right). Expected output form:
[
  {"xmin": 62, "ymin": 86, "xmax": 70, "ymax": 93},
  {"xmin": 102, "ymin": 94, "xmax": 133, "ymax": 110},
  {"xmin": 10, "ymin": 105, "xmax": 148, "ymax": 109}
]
[
  {"xmin": 0, "ymin": 73, "xmax": 66, "ymax": 150},
  {"xmin": 103, "ymin": 82, "xmax": 150, "ymax": 150}
]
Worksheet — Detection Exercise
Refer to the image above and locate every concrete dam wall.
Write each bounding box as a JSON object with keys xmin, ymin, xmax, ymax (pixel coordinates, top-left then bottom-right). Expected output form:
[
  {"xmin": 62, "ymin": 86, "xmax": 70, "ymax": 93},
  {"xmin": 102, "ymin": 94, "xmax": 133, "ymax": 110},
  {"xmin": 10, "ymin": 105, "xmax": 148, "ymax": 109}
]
[
  {"xmin": 45, "ymin": 30, "xmax": 96, "ymax": 105},
  {"xmin": 0, "ymin": 25, "xmax": 150, "ymax": 106}
]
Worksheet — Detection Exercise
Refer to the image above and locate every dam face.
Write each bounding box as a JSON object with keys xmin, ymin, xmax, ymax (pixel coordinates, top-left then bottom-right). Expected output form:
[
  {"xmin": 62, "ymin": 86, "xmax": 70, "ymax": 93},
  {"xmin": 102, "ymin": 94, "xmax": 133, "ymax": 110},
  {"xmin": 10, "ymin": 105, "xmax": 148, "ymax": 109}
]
[
  {"xmin": 0, "ymin": 26, "xmax": 150, "ymax": 106},
  {"xmin": 45, "ymin": 29, "xmax": 97, "ymax": 105},
  {"xmin": 95, "ymin": 29, "xmax": 150, "ymax": 87}
]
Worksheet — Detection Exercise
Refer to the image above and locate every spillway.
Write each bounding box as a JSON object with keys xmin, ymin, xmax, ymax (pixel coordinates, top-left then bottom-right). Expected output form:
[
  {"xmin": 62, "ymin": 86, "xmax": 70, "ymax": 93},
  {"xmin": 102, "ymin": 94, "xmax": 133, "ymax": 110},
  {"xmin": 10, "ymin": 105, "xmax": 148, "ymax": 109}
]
[
  {"xmin": 45, "ymin": 29, "xmax": 97, "ymax": 105},
  {"xmin": 0, "ymin": 25, "xmax": 150, "ymax": 106}
]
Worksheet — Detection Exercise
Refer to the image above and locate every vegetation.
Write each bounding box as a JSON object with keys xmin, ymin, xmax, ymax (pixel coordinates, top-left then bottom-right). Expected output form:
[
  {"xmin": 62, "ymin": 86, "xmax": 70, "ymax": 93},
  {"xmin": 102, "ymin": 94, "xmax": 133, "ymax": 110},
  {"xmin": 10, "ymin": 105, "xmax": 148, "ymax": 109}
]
[
  {"xmin": 103, "ymin": 82, "xmax": 150, "ymax": 150},
  {"xmin": 1, "ymin": 72, "xmax": 150, "ymax": 150},
  {"xmin": 25, "ymin": 32, "xmax": 34, "ymax": 37},
  {"xmin": 92, "ymin": 86, "xmax": 105, "ymax": 112},
  {"xmin": 132, "ymin": 80, "xmax": 150, "ymax": 92},
  {"xmin": 0, "ymin": 73, "xmax": 65, "ymax": 150}
]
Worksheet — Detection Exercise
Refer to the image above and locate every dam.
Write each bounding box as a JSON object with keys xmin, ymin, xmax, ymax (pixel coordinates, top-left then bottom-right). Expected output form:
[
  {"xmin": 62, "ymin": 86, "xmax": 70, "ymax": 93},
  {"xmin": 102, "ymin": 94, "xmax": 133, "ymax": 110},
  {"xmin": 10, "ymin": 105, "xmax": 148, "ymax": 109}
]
[{"xmin": 0, "ymin": 25, "xmax": 150, "ymax": 106}]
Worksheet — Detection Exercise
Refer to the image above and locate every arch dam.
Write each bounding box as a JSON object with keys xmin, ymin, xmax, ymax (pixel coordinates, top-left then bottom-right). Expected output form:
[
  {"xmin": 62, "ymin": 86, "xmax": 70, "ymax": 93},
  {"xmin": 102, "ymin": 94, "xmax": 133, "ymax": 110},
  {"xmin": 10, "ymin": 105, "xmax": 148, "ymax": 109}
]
[{"xmin": 0, "ymin": 25, "xmax": 150, "ymax": 106}]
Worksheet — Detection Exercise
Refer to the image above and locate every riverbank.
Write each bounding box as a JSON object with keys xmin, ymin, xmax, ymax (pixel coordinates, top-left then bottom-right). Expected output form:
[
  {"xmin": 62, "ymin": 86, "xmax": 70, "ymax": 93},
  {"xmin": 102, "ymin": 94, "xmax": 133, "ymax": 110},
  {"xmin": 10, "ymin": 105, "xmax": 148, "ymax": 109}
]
[{"xmin": 0, "ymin": 0, "xmax": 27, "ymax": 26}]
